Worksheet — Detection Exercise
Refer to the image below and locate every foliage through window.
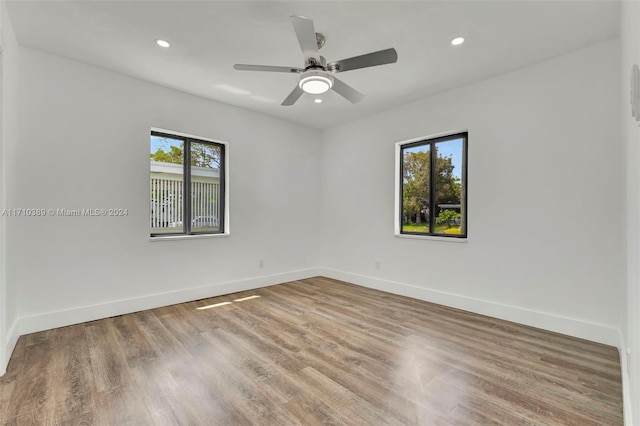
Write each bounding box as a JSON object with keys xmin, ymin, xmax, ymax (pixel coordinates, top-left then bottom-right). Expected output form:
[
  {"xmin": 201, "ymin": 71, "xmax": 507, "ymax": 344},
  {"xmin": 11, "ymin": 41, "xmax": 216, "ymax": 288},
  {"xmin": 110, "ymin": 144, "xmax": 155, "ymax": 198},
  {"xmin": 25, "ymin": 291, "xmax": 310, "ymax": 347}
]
[
  {"xmin": 400, "ymin": 132, "xmax": 467, "ymax": 238},
  {"xmin": 150, "ymin": 131, "xmax": 225, "ymax": 236}
]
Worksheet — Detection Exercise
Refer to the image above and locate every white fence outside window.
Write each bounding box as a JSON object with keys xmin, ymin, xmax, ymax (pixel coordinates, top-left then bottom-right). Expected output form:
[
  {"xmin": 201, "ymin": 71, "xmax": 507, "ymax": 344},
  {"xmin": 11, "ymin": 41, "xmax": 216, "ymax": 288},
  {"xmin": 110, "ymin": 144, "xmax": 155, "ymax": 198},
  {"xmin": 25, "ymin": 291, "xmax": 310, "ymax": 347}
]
[{"xmin": 150, "ymin": 161, "xmax": 220, "ymax": 232}]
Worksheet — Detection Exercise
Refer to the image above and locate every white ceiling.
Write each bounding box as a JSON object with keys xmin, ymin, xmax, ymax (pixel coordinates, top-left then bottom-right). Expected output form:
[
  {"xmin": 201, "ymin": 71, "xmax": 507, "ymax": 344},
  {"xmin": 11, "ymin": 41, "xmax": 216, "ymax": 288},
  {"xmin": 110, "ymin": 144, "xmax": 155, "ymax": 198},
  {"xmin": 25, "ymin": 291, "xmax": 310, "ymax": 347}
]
[{"xmin": 6, "ymin": 1, "xmax": 620, "ymax": 129}]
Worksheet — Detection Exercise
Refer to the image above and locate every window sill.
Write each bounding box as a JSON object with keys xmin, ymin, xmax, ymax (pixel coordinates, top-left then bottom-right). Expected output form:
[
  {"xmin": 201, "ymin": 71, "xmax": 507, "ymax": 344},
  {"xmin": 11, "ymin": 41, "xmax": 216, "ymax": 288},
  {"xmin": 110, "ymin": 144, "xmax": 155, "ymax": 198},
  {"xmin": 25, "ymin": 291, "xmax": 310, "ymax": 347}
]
[
  {"xmin": 150, "ymin": 233, "xmax": 229, "ymax": 242},
  {"xmin": 395, "ymin": 233, "xmax": 468, "ymax": 243}
]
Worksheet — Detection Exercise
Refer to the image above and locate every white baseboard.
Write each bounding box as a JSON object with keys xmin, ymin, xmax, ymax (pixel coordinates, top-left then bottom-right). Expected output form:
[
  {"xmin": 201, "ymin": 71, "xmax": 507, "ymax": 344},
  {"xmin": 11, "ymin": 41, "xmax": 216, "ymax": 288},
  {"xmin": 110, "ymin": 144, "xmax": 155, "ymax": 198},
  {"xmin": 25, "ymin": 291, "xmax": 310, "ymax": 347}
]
[
  {"xmin": 17, "ymin": 268, "xmax": 323, "ymax": 337},
  {"xmin": 618, "ymin": 331, "xmax": 634, "ymax": 426},
  {"xmin": 1, "ymin": 318, "xmax": 19, "ymax": 376},
  {"xmin": 319, "ymin": 268, "xmax": 621, "ymax": 347}
]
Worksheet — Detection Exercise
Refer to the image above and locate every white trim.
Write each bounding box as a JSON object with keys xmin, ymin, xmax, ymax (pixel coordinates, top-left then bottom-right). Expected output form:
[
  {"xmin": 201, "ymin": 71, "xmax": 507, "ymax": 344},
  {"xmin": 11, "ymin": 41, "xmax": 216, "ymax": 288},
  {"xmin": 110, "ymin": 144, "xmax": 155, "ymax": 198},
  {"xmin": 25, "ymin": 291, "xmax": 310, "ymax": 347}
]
[
  {"xmin": 1, "ymin": 319, "xmax": 18, "ymax": 376},
  {"xmin": 394, "ymin": 234, "xmax": 468, "ymax": 243},
  {"xmin": 17, "ymin": 268, "xmax": 322, "ymax": 337},
  {"xmin": 618, "ymin": 331, "xmax": 634, "ymax": 425},
  {"xmin": 150, "ymin": 127, "xmax": 225, "ymax": 146},
  {"xmin": 396, "ymin": 129, "xmax": 469, "ymax": 147},
  {"xmin": 0, "ymin": 32, "xmax": 6, "ymax": 377},
  {"xmin": 224, "ymin": 136, "xmax": 230, "ymax": 234},
  {"xmin": 318, "ymin": 267, "xmax": 621, "ymax": 346},
  {"xmin": 149, "ymin": 233, "xmax": 229, "ymax": 242},
  {"xmin": 394, "ymin": 142, "xmax": 401, "ymax": 234}
]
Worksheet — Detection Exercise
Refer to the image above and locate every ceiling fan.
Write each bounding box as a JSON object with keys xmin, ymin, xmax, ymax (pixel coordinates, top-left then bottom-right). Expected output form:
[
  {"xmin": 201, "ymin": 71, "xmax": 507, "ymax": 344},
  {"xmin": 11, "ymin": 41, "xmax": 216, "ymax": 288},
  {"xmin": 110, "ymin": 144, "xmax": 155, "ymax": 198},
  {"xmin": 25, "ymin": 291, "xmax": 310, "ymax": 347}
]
[{"xmin": 233, "ymin": 16, "xmax": 398, "ymax": 106}]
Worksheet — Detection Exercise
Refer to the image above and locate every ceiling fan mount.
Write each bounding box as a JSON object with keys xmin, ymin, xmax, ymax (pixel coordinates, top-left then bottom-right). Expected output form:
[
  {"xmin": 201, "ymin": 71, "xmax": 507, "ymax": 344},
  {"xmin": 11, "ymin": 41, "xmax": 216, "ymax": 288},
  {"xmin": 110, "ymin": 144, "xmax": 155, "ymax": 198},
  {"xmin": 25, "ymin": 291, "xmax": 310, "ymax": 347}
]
[
  {"xmin": 304, "ymin": 55, "xmax": 326, "ymax": 70},
  {"xmin": 315, "ymin": 32, "xmax": 325, "ymax": 50},
  {"xmin": 233, "ymin": 16, "xmax": 398, "ymax": 106}
]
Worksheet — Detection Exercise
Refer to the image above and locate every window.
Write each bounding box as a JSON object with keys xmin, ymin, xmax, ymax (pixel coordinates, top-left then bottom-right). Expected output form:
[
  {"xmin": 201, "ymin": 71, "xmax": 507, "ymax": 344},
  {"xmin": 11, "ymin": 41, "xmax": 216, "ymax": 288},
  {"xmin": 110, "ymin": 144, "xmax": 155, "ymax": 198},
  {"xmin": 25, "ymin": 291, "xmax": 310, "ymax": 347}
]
[
  {"xmin": 150, "ymin": 130, "xmax": 226, "ymax": 237},
  {"xmin": 398, "ymin": 132, "xmax": 467, "ymax": 238}
]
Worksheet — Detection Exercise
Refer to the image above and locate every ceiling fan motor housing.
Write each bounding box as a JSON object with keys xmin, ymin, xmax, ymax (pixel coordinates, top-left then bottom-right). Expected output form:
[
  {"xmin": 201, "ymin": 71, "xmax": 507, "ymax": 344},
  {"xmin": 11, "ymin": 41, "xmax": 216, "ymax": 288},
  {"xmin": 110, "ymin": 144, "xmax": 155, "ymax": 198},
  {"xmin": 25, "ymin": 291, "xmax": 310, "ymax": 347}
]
[{"xmin": 306, "ymin": 55, "xmax": 327, "ymax": 69}]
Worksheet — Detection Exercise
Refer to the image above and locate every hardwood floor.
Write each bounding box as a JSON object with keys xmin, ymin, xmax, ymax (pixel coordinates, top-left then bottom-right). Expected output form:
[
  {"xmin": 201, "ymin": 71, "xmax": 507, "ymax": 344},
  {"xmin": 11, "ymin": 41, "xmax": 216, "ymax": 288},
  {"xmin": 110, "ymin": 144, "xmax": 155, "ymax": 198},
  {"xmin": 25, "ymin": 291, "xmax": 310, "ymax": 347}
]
[{"xmin": 0, "ymin": 277, "xmax": 623, "ymax": 425}]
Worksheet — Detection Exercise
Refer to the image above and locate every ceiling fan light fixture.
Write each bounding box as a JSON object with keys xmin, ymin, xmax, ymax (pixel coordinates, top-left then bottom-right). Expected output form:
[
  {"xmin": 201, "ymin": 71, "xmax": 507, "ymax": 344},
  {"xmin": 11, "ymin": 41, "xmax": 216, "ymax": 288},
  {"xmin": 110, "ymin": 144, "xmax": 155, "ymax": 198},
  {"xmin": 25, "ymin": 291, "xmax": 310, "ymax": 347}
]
[{"xmin": 299, "ymin": 71, "xmax": 333, "ymax": 94}]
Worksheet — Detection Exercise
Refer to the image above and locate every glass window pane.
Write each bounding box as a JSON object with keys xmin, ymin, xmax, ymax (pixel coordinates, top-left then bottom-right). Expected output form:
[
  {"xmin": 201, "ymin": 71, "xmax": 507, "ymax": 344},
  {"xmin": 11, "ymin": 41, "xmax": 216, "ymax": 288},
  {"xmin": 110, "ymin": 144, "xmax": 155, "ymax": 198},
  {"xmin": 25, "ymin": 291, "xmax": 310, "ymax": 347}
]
[
  {"xmin": 433, "ymin": 138, "xmax": 464, "ymax": 236},
  {"xmin": 402, "ymin": 144, "xmax": 431, "ymax": 234},
  {"xmin": 150, "ymin": 135, "xmax": 184, "ymax": 234},
  {"xmin": 190, "ymin": 142, "xmax": 222, "ymax": 233}
]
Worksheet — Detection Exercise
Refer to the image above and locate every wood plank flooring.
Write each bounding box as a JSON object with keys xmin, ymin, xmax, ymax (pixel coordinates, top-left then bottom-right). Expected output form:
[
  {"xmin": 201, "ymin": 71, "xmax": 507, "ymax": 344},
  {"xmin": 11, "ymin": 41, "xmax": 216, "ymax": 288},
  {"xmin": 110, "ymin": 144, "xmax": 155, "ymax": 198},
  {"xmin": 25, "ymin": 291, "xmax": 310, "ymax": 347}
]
[{"xmin": 0, "ymin": 277, "xmax": 623, "ymax": 425}]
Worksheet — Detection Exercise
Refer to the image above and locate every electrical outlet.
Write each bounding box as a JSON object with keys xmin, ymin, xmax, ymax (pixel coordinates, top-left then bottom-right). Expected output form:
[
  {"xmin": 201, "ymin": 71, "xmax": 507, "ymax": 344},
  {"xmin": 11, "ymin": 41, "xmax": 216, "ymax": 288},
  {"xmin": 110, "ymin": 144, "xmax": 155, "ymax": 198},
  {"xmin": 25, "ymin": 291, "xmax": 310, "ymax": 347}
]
[
  {"xmin": 374, "ymin": 260, "xmax": 381, "ymax": 270},
  {"xmin": 259, "ymin": 259, "xmax": 264, "ymax": 269}
]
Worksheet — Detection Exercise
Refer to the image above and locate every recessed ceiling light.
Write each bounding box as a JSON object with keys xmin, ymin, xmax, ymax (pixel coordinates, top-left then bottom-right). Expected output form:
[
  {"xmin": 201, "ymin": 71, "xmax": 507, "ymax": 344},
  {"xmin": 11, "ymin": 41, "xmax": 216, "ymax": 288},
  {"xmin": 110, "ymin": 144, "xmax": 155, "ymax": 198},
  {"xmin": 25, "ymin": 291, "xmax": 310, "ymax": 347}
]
[
  {"xmin": 314, "ymin": 99, "xmax": 322, "ymax": 104},
  {"xmin": 451, "ymin": 37, "xmax": 465, "ymax": 46},
  {"xmin": 156, "ymin": 39, "xmax": 171, "ymax": 48}
]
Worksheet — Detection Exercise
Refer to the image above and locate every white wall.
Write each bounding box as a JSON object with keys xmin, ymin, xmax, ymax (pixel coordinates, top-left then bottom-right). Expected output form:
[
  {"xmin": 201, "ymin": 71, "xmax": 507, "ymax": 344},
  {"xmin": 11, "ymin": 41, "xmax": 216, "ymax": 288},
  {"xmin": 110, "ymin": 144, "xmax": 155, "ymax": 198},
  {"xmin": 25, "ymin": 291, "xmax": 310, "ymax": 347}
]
[
  {"xmin": 622, "ymin": 1, "xmax": 640, "ymax": 424},
  {"xmin": 0, "ymin": 0, "xmax": 20, "ymax": 376},
  {"xmin": 6, "ymin": 46, "xmax": 322, "ymax": 339},
  {"xmin": 0, "ymin": 0, "xmax": 5, "ymax": 375},
  {"xmin": 320, "ymin": 40, "xmax": 624, "ymax": 346},
  {"xmin": 1, "ymin": 13, "xmax": 630, "ymax": 419}
]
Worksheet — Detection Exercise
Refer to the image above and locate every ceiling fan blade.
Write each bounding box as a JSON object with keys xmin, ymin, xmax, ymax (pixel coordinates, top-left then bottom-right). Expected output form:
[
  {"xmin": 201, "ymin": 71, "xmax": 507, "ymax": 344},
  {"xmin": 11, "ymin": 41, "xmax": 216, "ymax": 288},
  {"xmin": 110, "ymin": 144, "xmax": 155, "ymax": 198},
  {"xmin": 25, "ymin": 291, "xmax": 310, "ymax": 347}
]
[
  {"xmin": 332, "ymin": 77, "xmax": 364, "ymax": 103},
  {"xmin": 281, "ymin": 85, "xmax": 305, "ymax": 106},
  {"xmin": 290, "ymin": 16, "xmax": 321, "ymax": 63},
  {"xmin": 328, "ymin": 48, "xmax": 398, "ymax": 73},
  {"xmin": 234, "ymin": 64, "xmax": 302, "ymax": 73}
]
